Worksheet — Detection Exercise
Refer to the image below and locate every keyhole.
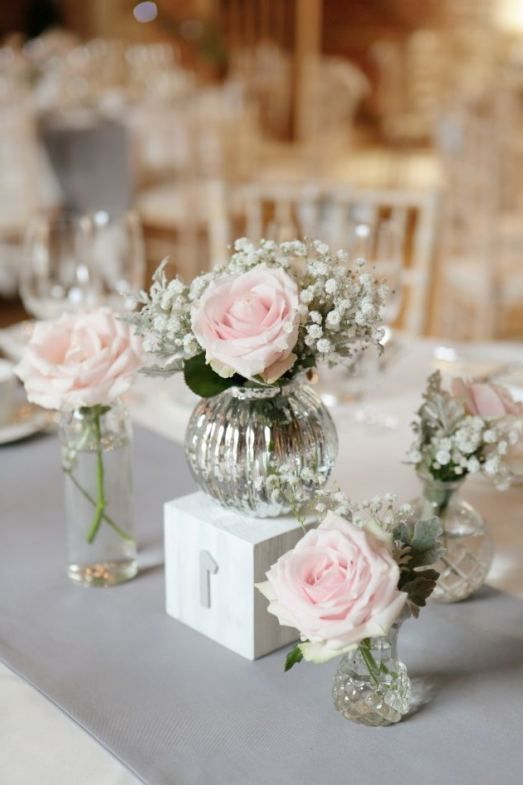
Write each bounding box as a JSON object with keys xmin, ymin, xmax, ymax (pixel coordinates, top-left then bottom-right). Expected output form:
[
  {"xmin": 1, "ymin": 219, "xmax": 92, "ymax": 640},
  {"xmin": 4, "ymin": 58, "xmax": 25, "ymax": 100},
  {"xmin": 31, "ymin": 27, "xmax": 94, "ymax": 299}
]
[{"xmin": 200, "ymin": 550, "xmax": 219, "ymax": 608}]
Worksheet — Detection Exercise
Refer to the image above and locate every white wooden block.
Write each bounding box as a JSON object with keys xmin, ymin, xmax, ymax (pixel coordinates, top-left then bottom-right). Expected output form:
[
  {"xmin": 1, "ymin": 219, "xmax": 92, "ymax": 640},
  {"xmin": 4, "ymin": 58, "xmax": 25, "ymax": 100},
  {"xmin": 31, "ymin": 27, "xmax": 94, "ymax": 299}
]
[{"xmin": 164, "ymin": 492, "xmax": 303, "ymax": 660}]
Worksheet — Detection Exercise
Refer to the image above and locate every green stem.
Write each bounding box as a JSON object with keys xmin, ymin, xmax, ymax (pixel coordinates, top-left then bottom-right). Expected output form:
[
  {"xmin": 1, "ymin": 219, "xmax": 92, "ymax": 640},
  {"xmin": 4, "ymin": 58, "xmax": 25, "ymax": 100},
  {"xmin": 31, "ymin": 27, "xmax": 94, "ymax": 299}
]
[
  {"xmin": 64, "ymin": 469, "xmax": 134, "ymax": 542},
  {"xmin": 85, "ymin": 408, "xmax": 107, "ymax": 544},
  {"xmin": 358, "ymin": 639, "xmax": 382, "ymax": 688}
]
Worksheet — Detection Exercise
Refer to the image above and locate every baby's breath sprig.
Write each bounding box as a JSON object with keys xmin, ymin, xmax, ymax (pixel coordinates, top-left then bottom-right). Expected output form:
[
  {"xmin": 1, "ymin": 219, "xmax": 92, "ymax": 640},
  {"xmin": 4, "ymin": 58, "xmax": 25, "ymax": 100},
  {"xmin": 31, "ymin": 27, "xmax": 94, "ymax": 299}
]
[{"xmin": 128, "ymin": 238, "xmax": 388, "ymax": 384}]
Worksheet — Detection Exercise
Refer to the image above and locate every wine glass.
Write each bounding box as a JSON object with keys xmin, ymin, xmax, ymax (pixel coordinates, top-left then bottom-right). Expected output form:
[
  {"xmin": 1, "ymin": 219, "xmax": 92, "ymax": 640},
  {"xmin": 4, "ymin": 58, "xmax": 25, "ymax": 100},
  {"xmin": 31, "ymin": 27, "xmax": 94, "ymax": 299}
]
[
  {"xmin": 351, "ymin": 219, "xmax": 404, "ymax": 428},
  {"xmin": 20, "ymin": 210, "xmax": 146, "ymax": 320},
  {"xmin": 368, "ymin": 219, "xmax": 403, "ymax": 332},
  {"xmin": 87, "ymin": 209, "xmax": 146, "ymax": 311},
  {"xmin": 20, "ymin": 213, "xmax": 101, "ymax": 320},
  {"xmin": 316, "ymin": 218, "xmax": 404, "ymax": 414}
]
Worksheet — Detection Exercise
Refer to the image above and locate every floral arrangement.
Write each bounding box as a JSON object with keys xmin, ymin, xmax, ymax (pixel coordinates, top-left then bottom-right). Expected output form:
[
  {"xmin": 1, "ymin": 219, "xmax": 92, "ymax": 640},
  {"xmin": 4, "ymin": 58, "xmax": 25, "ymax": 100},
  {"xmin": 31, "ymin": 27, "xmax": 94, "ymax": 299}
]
[
  {"xmin": 128, "ymin": 238, "xmax": 388, "ymax": 397},
  {"xmin": 256, "ymin": 490, "xmax": 443, "ymax": 672},
  {"xmin": 406, "ymin": 371, "xmax": 523, "ymax": 491},
  {"xmin": 15, "ymin": 308, "xmax": 143, "ymax": 543}
]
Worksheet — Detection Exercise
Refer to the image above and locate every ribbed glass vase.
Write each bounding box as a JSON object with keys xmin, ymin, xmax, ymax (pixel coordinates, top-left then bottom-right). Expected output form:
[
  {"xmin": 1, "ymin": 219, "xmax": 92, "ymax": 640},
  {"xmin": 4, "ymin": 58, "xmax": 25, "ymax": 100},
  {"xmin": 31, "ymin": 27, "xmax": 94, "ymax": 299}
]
[
  {"xmin": 332, "ymin": 622, "xmax": 411, "ymax": 726},
  {"xmin": 184, "ymin": 379, "xmax": 338, "ymax": 517},
  {"xmin": 410, "ymin": 474, "xmax": 494, "ymax": 602}
]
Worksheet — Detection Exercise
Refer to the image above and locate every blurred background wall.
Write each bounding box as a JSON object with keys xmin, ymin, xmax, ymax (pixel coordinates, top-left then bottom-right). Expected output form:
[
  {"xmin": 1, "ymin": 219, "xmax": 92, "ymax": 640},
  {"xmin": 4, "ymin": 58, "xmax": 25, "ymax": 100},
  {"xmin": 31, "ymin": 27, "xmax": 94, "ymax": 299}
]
[{"xmin": 1, "ymin": 0, "xmax": 523, "ymax": 342}]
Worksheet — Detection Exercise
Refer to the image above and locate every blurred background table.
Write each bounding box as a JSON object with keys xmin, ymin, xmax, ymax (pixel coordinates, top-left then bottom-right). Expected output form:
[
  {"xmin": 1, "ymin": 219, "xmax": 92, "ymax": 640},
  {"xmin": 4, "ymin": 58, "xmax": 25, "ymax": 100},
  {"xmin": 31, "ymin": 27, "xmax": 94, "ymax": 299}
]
[{"xmin": 1, "ymin": 0, "xmax": 523, "ymax": 340}]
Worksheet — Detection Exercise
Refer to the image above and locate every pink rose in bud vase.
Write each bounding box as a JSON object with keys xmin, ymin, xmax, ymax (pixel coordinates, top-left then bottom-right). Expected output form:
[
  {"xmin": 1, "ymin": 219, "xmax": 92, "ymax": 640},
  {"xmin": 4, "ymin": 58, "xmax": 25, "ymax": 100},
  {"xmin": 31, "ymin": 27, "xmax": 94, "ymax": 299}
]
[
  {"xmin": 15, "ymin": 308, "xmax": 143, "ymax": 410},
  {"xmin": 257, "ymin": 511, "xmax": 407, "ymax": 663}
]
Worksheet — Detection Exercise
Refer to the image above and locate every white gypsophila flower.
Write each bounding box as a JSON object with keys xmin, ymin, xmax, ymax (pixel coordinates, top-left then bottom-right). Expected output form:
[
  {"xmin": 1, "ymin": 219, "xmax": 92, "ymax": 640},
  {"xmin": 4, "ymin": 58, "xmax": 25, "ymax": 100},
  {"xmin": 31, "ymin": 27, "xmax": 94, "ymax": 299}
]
[
  {"xmin": 313, "ymin": 240, "xmax": 329, "ymax": 255},
  {"xmin": 129, "ymin": 238, "xmax": 387, "ymax": 379},
  {"xmin": 300, "ymin": 288, "xmax": 314, "ymax": 304},
  {"xmin": 316, "ymin": 338, "xmax": 332, "ymax": 354},
  {"xmin": 435, "ymin": 450, "xmax": 451, "ymax": 466},
  {"xmin": 307, "ymin": 324, "xmax": 323, "ymax": 340},
  {"xmin": 325, "ymin": 310, "xmax": 341, "ymax": 329},
  {"xmin": 484, "ymin": 457, "xmax": 501, "ymax": 476},
  {"xmin": 497, "ymin": 440, "xmax": 508, "ymax": 455}
]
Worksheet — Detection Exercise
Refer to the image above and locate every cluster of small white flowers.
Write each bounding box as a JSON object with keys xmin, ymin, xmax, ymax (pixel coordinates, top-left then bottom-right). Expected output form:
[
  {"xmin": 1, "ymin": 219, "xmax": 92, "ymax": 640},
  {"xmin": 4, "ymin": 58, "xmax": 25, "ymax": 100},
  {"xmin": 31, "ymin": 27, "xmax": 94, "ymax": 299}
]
[
  {"xmin": 296, "ymin": 240, "xmax": 387, "ymax": 369},
  {"xmin": 349, "ymin": 494, "xmax": 414, "ymax": 533},
  {"xmin": 129, "ymin": 261, "xmax": 196, "ymax": 371},
  {"xmin": 407, "ymin": 372, "xmax": 522, "ymax": 490},
  {"xmin": 128, "ymin": 237, "xmax": 388, "ymax": 378},
  {"xmin": 262, "ymin": 462, "xmax": 414, "ymax": 539}
]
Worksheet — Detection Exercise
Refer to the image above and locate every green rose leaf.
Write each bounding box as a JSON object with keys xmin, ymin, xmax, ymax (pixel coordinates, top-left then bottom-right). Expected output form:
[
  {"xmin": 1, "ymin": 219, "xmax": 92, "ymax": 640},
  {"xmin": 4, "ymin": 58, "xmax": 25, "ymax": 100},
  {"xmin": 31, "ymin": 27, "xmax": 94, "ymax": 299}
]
[
  {"xmin": 284, "ymin": 644, "xmax": 304, "ymax": 672},
  {"xmin": 183, "ymin": 353, "xmax": 245, "ymax": 397}
]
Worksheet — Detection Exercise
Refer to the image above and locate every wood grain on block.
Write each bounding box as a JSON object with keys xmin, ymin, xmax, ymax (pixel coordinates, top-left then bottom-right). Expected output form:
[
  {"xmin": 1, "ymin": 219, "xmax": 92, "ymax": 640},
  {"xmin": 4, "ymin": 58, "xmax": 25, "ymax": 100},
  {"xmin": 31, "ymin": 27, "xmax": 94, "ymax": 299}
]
[{"xmin": 164, "ymin": 492, "xmax": 303, "ymax": 659}]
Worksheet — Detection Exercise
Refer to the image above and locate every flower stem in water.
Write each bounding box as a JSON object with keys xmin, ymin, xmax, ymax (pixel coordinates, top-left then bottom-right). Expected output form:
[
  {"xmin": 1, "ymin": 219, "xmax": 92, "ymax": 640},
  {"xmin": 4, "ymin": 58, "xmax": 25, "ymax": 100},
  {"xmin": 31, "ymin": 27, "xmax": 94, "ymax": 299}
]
[
  {"xmin": 86, "ymin": 408, "xmax": 107, "ymax": 544},
  {"xmin": 358, "ymin": 638, "xmax": 382, "ymax": 688}
]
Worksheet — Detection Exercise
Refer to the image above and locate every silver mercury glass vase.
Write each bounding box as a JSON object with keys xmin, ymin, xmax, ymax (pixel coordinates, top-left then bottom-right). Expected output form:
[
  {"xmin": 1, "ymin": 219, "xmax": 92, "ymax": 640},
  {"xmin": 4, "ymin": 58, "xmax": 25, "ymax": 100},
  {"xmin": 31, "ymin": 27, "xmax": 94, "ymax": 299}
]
[{"xmin": 184, "ymin": 379, "xmax": 338, "ymax": 517}]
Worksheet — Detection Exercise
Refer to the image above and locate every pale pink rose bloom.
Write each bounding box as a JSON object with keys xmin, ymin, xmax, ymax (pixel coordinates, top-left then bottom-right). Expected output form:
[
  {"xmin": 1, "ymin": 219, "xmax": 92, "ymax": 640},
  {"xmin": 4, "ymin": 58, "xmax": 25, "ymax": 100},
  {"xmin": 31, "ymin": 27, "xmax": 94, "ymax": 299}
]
[
  {"xmin": 191, "ymin": 266, "xmax": 300, "ymax": 381},
  {"xmin": 452, "ymin": 378, "xmax": 523, "ymax": 418},
  {"xmin": 257, "ymin": 511, "xmax": 407, "ymax": 663},
  {"xmin": 15, "ymin": 308, "xmax": 143, "ymax": 410}
]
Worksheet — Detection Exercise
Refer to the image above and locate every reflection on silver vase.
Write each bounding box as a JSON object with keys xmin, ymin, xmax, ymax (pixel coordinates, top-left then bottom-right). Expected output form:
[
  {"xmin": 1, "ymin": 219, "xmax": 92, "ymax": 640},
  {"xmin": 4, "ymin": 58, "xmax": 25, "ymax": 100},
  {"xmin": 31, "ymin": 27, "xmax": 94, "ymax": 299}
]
[{"xmin": 184, "ymin": 380, "xmax": 338, "ymax": 517}]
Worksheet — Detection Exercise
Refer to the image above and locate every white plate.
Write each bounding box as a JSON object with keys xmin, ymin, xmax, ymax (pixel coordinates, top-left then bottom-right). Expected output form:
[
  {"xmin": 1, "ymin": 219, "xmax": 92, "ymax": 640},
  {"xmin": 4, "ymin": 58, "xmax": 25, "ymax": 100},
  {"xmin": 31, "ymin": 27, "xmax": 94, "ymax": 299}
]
[{"xmin": 0, "ymin": 404, "xmax": 53, "ymax": 445}]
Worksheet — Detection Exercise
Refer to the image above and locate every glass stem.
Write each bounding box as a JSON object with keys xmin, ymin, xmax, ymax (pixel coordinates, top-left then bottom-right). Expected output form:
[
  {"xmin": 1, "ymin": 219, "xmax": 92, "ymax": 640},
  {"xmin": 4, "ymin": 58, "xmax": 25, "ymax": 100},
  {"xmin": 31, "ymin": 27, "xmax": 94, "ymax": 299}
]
[
  {"xmin": 86, "ymin": 408, "xmax": 107, "ymax": 544},
  {"xmin": 358, "ymin": 638, "xmax": 381, "ymax": 688}
]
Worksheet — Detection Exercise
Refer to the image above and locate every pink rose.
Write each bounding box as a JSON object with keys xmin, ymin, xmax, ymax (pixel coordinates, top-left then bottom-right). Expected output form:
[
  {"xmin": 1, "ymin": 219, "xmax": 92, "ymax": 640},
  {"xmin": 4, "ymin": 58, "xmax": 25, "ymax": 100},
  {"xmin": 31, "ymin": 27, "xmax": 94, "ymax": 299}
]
[
  {"xmin": 15, "ymin": 308, "xmax": 143, "ymax": 410},
  {"xmin": 452, "ymin": 378, "xmax": 523, "ymax": 417},
  {"xmin": 191, "ymin": 266, "xmax": 300, "ymax": 382},
  {"xmin": 257, "ymin": 511, "xmax": 407, "ymax": 663}
]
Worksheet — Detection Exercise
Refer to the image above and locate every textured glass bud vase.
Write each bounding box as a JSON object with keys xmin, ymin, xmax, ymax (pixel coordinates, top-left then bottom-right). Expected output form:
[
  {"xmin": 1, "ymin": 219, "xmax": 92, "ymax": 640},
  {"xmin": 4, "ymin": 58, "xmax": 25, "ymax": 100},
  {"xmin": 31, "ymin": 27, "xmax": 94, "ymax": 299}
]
[
  {"xmin": 332, "ymin": 623, "xmax": 411, "ymax": 726},
  {"xmin": 59, "ymin": 401, "xmax": 137, "ymax": 586},
  {"xmin": 184, "ymin": 380, "xmax": 338, "ymax": 517},
  {"xmin": 411, "ymin": 475, "xmax": 494, "ymax": 602}
]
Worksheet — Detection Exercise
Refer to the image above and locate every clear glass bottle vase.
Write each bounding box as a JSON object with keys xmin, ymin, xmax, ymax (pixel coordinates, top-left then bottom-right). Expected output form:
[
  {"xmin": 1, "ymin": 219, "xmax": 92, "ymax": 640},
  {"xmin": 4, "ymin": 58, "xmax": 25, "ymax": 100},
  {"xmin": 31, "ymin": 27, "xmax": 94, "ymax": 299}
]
[
  {"xmin": 332, "ymin": 622, "xmax": 411, "ymax": 726},
  {"xmin": 59, "ymin": 400, "xmax": 137, "ymax": 586},
  {"xmin": 184, "ymin": 379, "xmax": 338, "ymax": 518},
  {"xmin": 411, "ymin": 474, "xmax": 494, "ymax": 602}
]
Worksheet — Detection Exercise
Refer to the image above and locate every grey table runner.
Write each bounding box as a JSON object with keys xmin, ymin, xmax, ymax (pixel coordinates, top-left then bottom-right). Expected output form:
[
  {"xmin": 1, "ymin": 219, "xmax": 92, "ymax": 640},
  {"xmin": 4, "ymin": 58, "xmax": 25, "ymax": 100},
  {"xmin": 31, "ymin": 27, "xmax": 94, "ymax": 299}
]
[{"xmin": 1, "ymin": 427, "xmax": 523, "ymax": 785}]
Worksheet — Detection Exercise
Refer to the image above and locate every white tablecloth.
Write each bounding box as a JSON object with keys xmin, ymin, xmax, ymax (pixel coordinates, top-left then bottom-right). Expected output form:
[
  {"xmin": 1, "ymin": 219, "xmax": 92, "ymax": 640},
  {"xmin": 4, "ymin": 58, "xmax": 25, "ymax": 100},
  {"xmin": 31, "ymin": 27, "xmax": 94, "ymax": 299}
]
[{"xmin": 3, "ymin": 337, "xmax": 523, "ymax": 785}]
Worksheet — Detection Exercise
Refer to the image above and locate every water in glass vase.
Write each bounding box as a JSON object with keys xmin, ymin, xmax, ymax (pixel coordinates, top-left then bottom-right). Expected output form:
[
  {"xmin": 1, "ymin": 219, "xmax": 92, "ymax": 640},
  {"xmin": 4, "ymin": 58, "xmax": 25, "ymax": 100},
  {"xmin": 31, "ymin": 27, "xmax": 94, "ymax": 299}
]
[
  {"xmin": 60, "ymin": 402, "xmax": 137, "ymax": 586},
  {"xmin": 332, "ymin": 624, "xmax": 411, "ymax": 726}
]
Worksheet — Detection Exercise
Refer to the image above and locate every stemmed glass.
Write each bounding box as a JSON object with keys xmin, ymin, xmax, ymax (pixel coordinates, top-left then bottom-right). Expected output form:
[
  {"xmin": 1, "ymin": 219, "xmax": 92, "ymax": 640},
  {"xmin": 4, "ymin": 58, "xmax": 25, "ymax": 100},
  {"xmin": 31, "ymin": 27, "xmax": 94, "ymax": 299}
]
[
  {"xmin": 87, "ymin": 209, "xmax": 145, "ymax": 311},
  {"xmin": 316, "ymin": 218, "xmax": 404, "ymax": 416},
  {"xmin": 351, "ymin": 219, "xmax": 404, "ymax": 428},
  {"xmin": 20, "ymin": 213, "xmax": 100, "ymax": 320},
  {"xmin": 20, "ymin": 210, "xmax": 145, "ymax": 320}
]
